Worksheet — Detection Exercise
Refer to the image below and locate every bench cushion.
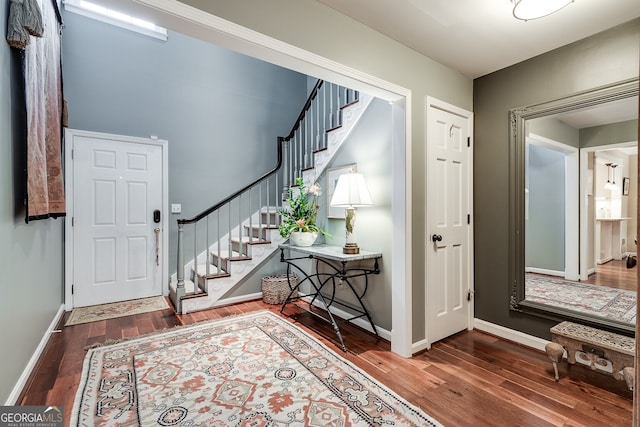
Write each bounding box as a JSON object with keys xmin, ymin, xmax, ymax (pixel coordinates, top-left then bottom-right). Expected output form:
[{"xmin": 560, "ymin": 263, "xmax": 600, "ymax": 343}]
[{"xmin": 550, "ymin": 321, "xmax": 634, "ymax": 356}]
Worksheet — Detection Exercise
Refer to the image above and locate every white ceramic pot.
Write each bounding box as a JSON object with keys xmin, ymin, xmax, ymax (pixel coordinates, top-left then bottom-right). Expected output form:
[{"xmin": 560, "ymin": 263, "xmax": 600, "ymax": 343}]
[{"xmin": 289, "ymin": 231, "xmax": 318, "ymax": 247}]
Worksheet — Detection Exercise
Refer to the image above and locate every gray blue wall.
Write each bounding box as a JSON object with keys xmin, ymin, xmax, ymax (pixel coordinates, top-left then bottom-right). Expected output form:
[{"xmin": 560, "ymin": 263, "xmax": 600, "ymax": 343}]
[
  {"xmin": 60, "ymin": 10, "xmax": 309, "ymax": 273},
  {"xmin": 323, "ymin": 98, "xmax": 393, "ymax": 329},
  {"xmin": 525, "ymin": 144, "xmax": 565, "ymax": 272},
  {"xmin": 474, "ymin": 19, "xmax": 639, "ymax": 339},
  {"xmin": 0, "ymin": 0, "xmax": 65, "ymax": 404},
  {"xmin": 528, "ymin": 117, "xmax": 579, "ymax": 148}
]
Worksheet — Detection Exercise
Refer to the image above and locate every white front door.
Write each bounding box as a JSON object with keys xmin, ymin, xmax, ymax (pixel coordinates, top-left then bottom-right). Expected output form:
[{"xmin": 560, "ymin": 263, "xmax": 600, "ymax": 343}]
[
  {"xmin": 69, "ymin": 130, "xmax": 165, "ymax": 307},
  {"xmin": 426, "ymin": 98, "xmax": 473, "ymax": 347}
]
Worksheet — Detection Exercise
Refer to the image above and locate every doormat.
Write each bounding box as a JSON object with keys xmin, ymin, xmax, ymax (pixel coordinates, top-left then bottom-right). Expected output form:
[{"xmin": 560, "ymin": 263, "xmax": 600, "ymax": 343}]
[
  {"xmin": 65, "ymin": 296, "xmax": 171, "ymax": 326},
  {"xmin": 525, "ymin": 275, "xmax": 636, "ymax": 324},
  {"xmin": 71, "ymin": 310, "xmax": 441, "ymax": 426}
]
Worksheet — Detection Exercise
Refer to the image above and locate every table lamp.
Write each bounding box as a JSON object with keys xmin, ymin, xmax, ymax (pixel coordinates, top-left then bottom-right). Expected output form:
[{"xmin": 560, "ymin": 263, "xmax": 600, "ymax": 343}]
[{"xmin": 329, "ymin": 171, "xmax": 372, "ymax": 254}]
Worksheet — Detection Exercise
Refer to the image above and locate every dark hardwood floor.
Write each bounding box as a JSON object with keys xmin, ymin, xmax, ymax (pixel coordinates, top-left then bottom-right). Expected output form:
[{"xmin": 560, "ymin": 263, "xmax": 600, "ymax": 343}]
[
  {"xmin": 585, "ymin": 259, "xmax": 637, "ymax": 291},
  {"xmin": 18, "ymin": 299, "xmax": 633, "ymax": 426}
]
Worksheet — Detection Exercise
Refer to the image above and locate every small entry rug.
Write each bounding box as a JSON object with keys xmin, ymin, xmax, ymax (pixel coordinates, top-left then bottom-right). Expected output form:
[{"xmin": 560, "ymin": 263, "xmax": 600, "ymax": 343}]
[
  {"xmin": 71, "ymin": 310, "xmax": 440, "ymax": 426},
  {"xmin": 525, "ymin": 275, "xmax": 637, "ymax": 324},
  {"xmin": 65, "ymin": 296, "xmax": 170, "ymax": 326}
]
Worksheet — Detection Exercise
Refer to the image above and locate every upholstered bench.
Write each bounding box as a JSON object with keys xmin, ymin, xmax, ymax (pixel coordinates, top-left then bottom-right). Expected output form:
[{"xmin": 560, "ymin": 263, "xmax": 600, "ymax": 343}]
[{"xmin": 545, "ymin": 321, "xmax": 635, "ymax": 390}]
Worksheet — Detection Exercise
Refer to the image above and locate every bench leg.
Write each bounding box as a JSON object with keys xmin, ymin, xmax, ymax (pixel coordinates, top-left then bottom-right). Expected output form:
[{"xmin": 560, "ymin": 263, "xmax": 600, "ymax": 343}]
[
  {"xmin": 545, "ymin": 342, "xmax": 565, "ymax": 381},
  {"xmin": 623, "ymin": 367, "xmax": 635, "ymax": 391}
]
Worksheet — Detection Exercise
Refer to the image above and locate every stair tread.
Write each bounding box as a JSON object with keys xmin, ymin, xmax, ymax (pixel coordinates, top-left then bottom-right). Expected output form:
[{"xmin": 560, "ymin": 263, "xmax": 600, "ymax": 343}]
[
  {"xmin": 232, "ymin": 236, "xmax": 270, "ymax": 243},
  {"xmin": 340, "ymin": 99, "xmax": 359, "ymax": 110},
  {"xmin": 244, "ymin": 224, "xmax": 279, "ymax": 229},
  {"xmin": 200, "ymin": 272, "xmax": 231, "ymax": 279},
  {"xmin": 193, "ymin": 263, "xmax": 228, "ymax": 276},
  {"xmin": 181, "ymin": 290, "xmax": 209, "ymax": 300},
  {"xmin": 212, "ymin": 249, "xmax": 252, "ymax": 260},
  {"xmin": 211, "ymin": 249, "xmax": 241, "ymax": 258}
]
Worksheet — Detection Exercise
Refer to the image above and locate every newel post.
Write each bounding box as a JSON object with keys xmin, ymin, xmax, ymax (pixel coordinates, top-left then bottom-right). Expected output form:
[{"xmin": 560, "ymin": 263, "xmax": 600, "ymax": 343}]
[{"xmin": 175, "ymin": 222, "xmax": 185, "ymax": 313}]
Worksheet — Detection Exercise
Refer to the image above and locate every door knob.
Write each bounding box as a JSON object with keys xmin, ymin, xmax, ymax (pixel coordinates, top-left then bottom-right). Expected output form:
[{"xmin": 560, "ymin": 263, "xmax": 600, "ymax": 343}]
[{"xmin": 431, "ymin": 234, "xmax": 443, "ymax": 242}]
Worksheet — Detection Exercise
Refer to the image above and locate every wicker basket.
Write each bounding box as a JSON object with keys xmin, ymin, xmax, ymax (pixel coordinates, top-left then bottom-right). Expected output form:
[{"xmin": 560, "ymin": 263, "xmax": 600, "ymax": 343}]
[{"xmin": 262, "ymin": 274, "xmax": 298, "ymax": 305}]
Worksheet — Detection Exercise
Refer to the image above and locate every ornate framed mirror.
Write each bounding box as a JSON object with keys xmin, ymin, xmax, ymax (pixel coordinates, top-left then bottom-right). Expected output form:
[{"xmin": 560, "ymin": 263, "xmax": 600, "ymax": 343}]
[{"xmin": 509, "ymin": 78, "xmax": 639, "ymax": 334}]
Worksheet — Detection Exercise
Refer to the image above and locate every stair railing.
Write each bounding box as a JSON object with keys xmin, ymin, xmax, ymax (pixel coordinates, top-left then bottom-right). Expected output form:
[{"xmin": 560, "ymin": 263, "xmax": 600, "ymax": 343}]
[
  {"xmin": 282, "ymin": 81, "xmax": 359, "ymax": 195},
  {"xmin": 173, "ymin": 79, "xmax": 358, "ymax": 313}
]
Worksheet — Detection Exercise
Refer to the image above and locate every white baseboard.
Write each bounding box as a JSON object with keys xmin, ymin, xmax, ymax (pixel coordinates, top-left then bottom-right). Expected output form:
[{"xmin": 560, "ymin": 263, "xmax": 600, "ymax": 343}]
[
  {"xmin": 411, "ymin": 339, "xmax": 429, "ymax": 354},
  {"xmin": 210, "ymin": 292, "xmax": 263, "ymax": 308},
  {"xmin": 214, "ymin": 292, "xmax": 392, "ymax": 341},
  {"xmin": 473, "ymin": 318, "xmax": 550, "ymax": 353},
  {"xmin": 597, "ymin": 256, "xmax": 613, "ymax": 265},
  {"xmin": 6, "ymin": 304, "xmax": 65, "ymax": 405},
  {"xmin": 525, "ymin": 267, "xmax": 564, "ymax": 277},
  {"xmin": 300, "ymin": 295, "xmax": 391, "ymax": 341},
  {"xmin": 410, "ymin": 320, "xmax": 549, "ymax": 355}
]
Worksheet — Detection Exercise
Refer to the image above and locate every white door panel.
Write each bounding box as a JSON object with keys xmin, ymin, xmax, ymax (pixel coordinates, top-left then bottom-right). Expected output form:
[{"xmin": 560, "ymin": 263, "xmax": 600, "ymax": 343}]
[
  {"xmin": 73, "ymin": 134, "xmax": 163, "ymax": 307},
  {"xmin": 427, "ymin": 100, "xmax": 473, "ymax": 346}
]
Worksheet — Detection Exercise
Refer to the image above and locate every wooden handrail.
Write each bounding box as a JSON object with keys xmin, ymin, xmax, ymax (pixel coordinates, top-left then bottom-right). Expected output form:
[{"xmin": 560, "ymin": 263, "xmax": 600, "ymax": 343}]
[{"xmin": 177, "ymin": 79, "xmax": 325, "ymax": 225}]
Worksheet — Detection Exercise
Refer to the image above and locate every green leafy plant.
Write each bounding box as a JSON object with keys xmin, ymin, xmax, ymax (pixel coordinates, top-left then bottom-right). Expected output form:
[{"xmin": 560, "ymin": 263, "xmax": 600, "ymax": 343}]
[{"xmin": 278, "ymin": 177, "xmax": 331, "ymax": 239}]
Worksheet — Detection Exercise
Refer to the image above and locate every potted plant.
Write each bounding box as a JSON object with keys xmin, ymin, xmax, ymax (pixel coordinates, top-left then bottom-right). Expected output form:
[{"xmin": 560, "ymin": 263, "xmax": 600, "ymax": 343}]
[{"xmin": 278, "ymin": 177, "xmax": 331, "ymax": 246}]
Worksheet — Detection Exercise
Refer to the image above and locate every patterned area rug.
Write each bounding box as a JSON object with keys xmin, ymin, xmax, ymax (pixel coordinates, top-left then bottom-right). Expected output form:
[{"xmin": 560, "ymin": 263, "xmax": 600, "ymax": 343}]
[
  {"xmin": 525, "ymin": 275, "xmax": 637, "ymax": 324},
  {"xmin": 65, "ymin": 296, "xmax": 170, "ymax": 326},
  {"xmin": 71, "ymin": 310, "xmax": 440, "ymax": 426}
]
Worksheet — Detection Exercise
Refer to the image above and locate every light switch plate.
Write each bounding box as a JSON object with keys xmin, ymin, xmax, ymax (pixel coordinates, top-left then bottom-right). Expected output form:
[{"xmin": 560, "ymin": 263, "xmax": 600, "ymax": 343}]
[{"xmin": 171, "ymin": 204, "xmax": 181, "ymax": 214}]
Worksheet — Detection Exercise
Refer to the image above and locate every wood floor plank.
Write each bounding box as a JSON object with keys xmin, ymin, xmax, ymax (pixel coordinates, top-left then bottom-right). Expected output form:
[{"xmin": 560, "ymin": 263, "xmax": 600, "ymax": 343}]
[
  {"xmin": 16, "ymin": 299, "xmax": 633, "ymax": 426},
  {"xmin": 87, "ymin": 320, "xmax": 106, "ymax": 338},
  {"xmin": 435, "ymin": 339, "xmax": 581, "ymax": 408}
]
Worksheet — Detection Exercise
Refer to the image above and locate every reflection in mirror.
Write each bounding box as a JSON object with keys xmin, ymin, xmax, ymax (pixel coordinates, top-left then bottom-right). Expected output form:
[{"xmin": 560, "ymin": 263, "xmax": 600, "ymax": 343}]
[{"xmin": 509, "ymin": 79, "xmax": 639, "ymax": 334}]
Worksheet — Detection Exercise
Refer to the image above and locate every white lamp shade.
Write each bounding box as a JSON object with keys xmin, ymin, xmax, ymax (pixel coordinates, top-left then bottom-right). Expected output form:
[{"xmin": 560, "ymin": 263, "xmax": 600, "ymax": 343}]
[
  {"xmin": 512, "ymin": 0, "xmax": 573, "ymax": 21},
  {"xmin": 330, "ymin": 173, "xmax": 372, "ymax": 207}
]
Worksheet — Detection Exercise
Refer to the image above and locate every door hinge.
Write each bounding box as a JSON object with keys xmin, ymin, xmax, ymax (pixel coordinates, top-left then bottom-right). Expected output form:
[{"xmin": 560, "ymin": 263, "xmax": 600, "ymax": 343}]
[
  {"xmin": 467, "ymin": 214, "xmax": 470, "ymax": 224},
  {"xmin": 71, "ymin": 217, "xmax": 74, "ymax": 227},
  {"xmin": 467, "ymin": 137, "xmax": 470, "ymax": 147},
  {"xmin": 71, "ymin": 285, "xmax": 74, "ymax": 295},
  {"xmin": 467, "ymin": 289, "xmax": 474, "ymax": 301},
  {"xmin": 71, "ymin": 149, "xmax": 74, "ymax": 159}
]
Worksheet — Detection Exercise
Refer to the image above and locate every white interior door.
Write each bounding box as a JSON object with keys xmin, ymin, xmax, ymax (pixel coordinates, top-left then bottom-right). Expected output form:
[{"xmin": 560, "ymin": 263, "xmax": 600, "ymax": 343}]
[
  {"xmin": 426, "ymin": 98, "xmax": 473, "ymax": 347},
  {"xmin": 70, "ymin": 131, "xmax": 165, "ymax": 307}
]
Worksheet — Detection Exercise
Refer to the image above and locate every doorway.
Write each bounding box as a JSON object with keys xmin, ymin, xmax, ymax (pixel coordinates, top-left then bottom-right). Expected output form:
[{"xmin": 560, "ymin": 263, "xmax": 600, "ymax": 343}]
[
  {"xmin": 425, "ymin": 97, "xmax": 474, "ymax": 348},
  {"xmin": 580, "ymin": 142, "xmax": 638, "ymax": 284},
  {"xmin": 64, "ymin": 129, "xmax": 169, "ymax": 309},
  {"xmin": 525, "ymin": 134, "xmax": 579, "ymax": 281}
]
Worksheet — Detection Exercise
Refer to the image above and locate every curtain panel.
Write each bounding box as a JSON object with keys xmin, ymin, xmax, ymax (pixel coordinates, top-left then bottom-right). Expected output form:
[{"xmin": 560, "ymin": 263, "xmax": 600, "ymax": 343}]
[
  {"xmin": 24, "ymin": 0, "xmax": 65, "ymax": 221},
  {"xmin": 7, "ymin": 0, "xmax": 65, "ymax": 221}
]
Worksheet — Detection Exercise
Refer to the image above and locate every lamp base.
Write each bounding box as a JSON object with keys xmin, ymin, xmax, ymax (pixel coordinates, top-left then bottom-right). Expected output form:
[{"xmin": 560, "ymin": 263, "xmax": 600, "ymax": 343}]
[{"xmin": 343, "ymin": 243, "xmax": 360, "ymax": 254}]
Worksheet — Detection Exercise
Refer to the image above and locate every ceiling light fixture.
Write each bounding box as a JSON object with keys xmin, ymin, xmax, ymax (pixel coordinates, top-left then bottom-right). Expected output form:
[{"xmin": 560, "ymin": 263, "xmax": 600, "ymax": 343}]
[
  {"xmin": 604, "ymin": 163, "xmax": 619, "ymax": 191},
  {"xmin": 512, "ymin": 0, "xmax": 574, "ymax": 21}
]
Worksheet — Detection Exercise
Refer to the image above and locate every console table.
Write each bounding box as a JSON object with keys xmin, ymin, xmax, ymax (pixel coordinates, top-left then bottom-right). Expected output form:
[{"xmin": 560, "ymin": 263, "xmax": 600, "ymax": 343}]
[{"xmin": 278, "ymin": 244, "xmax": 382, "ymax": 351}]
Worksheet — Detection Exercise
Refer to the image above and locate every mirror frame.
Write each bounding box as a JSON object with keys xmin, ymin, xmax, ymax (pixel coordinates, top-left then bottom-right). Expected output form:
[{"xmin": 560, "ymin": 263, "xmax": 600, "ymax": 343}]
[{"xmin": 509, "ymin": 78, "xmax": 639, "ymax": 334}]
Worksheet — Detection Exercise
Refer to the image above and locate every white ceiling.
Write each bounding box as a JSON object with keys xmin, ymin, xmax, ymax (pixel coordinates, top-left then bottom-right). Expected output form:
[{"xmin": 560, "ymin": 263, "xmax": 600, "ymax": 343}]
[
  {"xmin": 556, "ymin": 97, "xmax": 639, "ymax": 129},
  {"xmin": 316, "ymin": 0, "xmax": 640, "ymax": 79}
]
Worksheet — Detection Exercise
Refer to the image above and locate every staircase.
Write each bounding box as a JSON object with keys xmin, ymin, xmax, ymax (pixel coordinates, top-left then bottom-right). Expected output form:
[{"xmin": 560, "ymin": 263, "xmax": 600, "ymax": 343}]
[{"xmin": 169, "ymin": 80, "xmax": 373, "ymax": 314}]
